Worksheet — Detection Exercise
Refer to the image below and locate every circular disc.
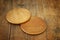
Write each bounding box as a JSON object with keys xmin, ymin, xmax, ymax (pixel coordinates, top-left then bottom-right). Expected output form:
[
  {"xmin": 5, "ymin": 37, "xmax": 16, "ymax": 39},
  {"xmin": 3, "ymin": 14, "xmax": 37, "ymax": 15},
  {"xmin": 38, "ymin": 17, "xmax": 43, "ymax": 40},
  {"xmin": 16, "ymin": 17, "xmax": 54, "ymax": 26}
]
[
  {"xmin": 6, "ymin": 8, "xmax": 31, "ymax": 24},
  {"xmin": 21, "ymin": 16, "xmax": 47, "ymax": 35}
]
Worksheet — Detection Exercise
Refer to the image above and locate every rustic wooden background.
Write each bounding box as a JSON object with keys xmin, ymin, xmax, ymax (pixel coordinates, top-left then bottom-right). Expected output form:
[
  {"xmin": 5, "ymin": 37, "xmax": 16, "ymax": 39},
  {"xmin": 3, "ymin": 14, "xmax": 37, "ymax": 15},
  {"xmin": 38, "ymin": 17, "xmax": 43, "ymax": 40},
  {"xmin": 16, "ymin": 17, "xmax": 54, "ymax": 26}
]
[{"xmin": 0, "ymin": 0, "xmax": 60, "ymax": 40}]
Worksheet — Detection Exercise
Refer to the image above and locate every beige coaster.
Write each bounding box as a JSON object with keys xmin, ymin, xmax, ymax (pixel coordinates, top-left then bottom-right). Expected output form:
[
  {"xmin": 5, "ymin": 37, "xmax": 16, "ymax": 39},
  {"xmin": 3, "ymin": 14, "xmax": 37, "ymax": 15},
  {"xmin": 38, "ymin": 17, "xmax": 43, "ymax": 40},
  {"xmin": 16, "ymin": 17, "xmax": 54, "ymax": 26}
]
[
  {"xmin": 21, "ymin": 16, "xmax": 47, "ymax": 35},
  {"xmin": 6, "ymin": 8, "xmax": 31, "ymax": 24}
]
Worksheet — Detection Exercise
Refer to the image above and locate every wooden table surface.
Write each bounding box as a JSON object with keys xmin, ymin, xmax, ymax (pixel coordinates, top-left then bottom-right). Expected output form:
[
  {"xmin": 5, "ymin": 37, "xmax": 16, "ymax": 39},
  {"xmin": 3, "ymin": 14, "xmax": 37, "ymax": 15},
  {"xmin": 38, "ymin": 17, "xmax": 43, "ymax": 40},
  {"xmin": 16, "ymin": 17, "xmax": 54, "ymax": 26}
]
[{"xmin": 0, "ymin": 0, "xmax": 60, "ymax": 40}]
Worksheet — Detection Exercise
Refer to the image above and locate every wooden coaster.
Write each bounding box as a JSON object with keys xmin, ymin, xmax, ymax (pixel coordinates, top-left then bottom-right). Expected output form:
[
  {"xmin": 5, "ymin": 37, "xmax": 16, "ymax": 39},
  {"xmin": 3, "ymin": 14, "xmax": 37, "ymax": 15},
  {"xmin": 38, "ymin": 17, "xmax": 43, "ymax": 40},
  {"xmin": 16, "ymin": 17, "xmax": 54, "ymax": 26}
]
[
  {"xmin": 21, "ymin": 16, "xmax": 47, "ymax": 35},
  {"xmin": 6, "ymin": 8, "xmax": 31, "ymax": 24}
]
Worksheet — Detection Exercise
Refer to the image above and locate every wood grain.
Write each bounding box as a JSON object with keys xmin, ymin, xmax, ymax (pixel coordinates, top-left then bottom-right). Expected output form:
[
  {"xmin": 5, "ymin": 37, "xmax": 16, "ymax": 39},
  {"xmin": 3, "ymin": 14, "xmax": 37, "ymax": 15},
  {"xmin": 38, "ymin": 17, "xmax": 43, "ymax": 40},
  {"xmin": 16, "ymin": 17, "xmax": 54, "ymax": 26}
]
[{"xmin": 0, "ymin": 0, "xmax": 60, "ymax": 40}]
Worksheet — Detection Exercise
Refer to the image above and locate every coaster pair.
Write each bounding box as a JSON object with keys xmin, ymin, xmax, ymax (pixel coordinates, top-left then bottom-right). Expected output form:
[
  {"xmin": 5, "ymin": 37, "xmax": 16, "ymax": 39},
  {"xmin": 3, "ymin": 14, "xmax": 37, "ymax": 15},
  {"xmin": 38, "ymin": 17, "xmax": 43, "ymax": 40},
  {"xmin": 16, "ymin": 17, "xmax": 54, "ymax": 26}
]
[{"xmin": 6, "ymin": 8, "xmax": 46, "ymax": 35}]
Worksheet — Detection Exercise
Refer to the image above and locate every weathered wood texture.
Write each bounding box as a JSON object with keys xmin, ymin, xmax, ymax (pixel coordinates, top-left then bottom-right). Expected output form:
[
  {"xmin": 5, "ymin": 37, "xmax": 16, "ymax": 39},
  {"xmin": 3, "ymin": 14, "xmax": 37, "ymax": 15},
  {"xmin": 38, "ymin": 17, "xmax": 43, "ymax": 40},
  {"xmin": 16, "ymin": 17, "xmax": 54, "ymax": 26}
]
[{"xmin": 0, "ymin": 0, "xmax": 60, "ymax": 40}]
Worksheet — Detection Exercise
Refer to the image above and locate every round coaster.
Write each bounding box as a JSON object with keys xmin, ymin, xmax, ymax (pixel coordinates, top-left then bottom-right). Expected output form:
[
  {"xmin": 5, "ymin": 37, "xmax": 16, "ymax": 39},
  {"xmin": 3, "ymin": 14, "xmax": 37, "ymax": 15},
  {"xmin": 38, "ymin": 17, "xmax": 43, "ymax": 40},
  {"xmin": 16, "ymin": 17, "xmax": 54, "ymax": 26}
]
[
  {"xmin": 21, "ymin": 16, "xmax": 47, "ymax": 35},
  {"xmin": 6, "ymin": 8, "xmax": 31, "ymax": 24}
]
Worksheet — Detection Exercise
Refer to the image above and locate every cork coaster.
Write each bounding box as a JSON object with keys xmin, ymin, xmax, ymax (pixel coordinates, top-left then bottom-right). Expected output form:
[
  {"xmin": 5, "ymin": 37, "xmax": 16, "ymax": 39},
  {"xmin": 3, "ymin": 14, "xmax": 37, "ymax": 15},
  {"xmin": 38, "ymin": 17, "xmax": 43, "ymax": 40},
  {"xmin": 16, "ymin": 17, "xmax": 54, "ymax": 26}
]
[
  {"xmin": 6, "ymin": 8, "xmax": 31, "ymax": 24},
  {"xmin": 21, "ymin": 16, "xmax": 47, "ymax": 35}
]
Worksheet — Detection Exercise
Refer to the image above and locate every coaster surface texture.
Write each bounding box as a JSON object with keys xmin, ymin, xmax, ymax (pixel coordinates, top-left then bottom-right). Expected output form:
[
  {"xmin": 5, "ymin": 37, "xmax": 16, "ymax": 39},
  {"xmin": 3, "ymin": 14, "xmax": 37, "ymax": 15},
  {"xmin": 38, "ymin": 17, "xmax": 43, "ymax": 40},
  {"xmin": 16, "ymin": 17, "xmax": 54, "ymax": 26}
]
[
  {"xmin": 6, "ymin": 8, "xmax": 31, "ymax": 24},
  {"xmin": 21, "ymin": 16, "xmax": 46, "ymax": 34}
]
